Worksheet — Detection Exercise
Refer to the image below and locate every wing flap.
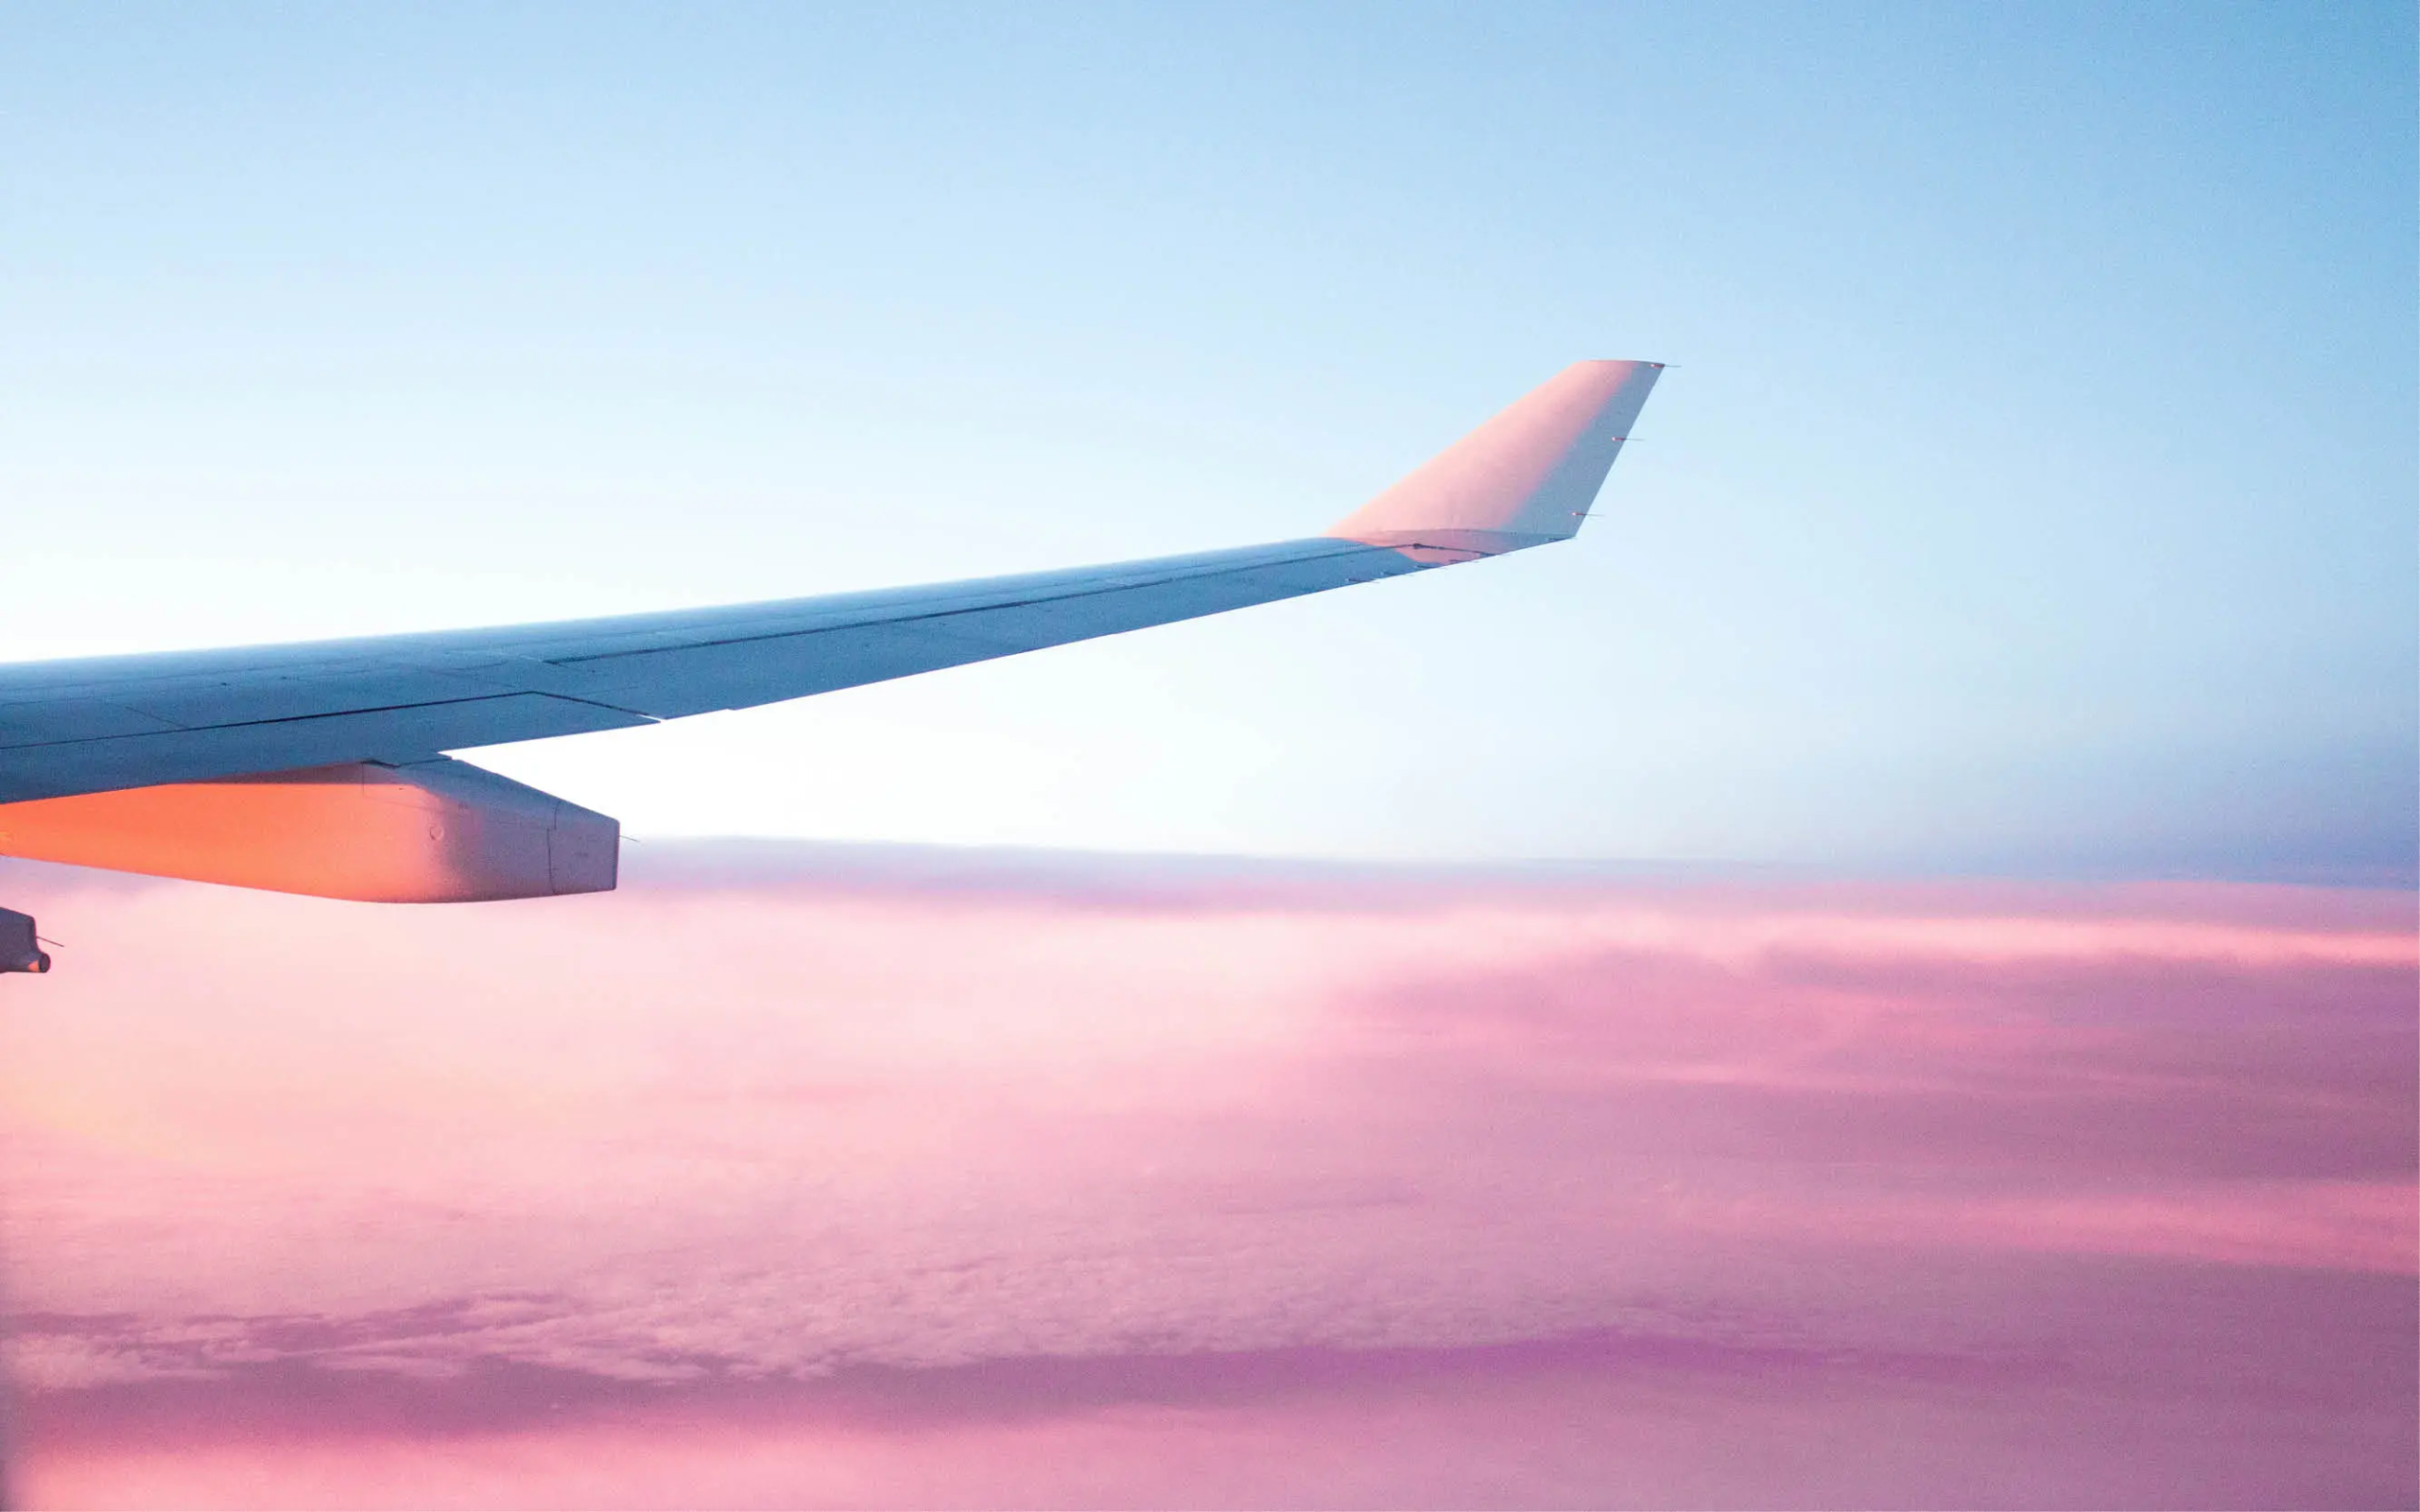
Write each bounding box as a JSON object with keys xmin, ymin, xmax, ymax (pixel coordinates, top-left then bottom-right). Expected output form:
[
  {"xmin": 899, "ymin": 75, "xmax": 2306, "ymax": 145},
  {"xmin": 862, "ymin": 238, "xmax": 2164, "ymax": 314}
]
[
  {"xmin": 108, "ymin": 668, "xmax": 526, "ymax": 731},
  {"xmin": 535, "ymin": 543, "xmax": 1422, "ymax": 718},
  {"xmin": 1, "ymin": 694, "xmax": 648, "ymax": 804}
]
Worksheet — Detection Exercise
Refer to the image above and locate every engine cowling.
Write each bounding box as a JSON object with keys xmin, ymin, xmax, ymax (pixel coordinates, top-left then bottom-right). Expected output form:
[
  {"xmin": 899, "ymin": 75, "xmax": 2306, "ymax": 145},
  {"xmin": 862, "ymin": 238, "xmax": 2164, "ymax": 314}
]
[{"xmin": 0, "ymin": 758, "xmax": 616, "ymax": 902}]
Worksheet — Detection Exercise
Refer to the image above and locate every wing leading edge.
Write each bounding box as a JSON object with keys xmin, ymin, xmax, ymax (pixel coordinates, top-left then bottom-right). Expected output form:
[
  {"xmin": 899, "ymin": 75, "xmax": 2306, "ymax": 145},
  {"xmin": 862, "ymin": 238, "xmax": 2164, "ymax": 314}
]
[{"xmin": 0, "ymin": 360, "xmax": 1660, "ymax": 904}]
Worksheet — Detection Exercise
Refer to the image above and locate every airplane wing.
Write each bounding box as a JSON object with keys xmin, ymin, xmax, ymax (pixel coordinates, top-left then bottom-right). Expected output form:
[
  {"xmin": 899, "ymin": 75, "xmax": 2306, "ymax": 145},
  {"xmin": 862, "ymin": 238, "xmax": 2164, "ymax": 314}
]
[{"xmin": 0, "ymin": 360, "xmax": 1660, "ymax": 911}]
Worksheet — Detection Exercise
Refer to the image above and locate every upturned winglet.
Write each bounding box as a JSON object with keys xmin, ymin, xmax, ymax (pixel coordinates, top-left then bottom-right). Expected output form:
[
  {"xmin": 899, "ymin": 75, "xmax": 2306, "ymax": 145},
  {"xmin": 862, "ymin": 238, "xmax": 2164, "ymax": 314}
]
[{"xmin": 1326, "ymin": 359, "xmax": 1664, "ymax": 558}]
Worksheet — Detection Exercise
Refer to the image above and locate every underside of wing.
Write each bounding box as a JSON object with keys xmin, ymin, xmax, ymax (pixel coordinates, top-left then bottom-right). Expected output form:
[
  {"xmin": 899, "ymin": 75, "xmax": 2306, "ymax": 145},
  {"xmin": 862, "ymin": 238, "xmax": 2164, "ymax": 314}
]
[{"xmin": 0, "ymin": 538, "xmax": 1419, "ymax": 806}]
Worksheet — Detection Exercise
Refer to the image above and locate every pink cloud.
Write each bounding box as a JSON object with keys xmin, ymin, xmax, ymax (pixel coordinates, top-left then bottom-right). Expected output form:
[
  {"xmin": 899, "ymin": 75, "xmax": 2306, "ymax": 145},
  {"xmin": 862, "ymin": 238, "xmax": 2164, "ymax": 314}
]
[{"xmin": 0, "ymin": 850, "xmax": 2411, "ymax": 1507}]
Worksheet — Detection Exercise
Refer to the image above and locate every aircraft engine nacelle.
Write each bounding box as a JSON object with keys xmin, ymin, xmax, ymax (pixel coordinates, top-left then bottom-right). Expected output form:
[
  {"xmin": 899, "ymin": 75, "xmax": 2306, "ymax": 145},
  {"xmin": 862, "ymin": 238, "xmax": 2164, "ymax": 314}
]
[{"xmin": 0, "ymin": 758, "xmax": 617, "ymax": 902}]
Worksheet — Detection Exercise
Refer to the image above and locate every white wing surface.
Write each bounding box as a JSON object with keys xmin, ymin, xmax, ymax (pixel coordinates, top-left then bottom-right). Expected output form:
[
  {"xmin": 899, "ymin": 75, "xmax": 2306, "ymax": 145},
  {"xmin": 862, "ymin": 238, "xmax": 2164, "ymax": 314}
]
[{"xmin": 0, "ymin": 360, "xmax": 1659, "ymax": 906}]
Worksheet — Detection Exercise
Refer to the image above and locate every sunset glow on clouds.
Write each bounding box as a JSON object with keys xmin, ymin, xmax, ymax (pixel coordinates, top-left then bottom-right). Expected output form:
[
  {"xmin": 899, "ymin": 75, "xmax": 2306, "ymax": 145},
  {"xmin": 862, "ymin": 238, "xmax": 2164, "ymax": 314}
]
[{"xmin": 0, "ymin": 850, "xmax": 2411, "ymax": 1507}]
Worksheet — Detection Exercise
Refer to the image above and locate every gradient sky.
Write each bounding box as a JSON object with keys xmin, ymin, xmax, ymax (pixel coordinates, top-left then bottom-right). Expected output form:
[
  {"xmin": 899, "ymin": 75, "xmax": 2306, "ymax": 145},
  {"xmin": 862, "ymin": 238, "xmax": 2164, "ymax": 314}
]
[
  {"xmin": 4, "ymin": 2, "xmax": 2411, "ymax": 879},
  {"xmin": 4, "ymin": 15, "xmax": 2414, "ymax": 1503},
  {"xmin": 1, "ymin": 850, "xmax": 2411, "ymax": 1506}
]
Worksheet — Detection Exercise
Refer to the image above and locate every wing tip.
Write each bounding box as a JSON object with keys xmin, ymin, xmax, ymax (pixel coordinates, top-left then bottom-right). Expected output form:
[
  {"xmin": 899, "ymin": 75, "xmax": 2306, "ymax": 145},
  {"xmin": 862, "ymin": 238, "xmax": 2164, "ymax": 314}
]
[{"xmin": 1326, "ymin": 360, "xmax": 1665, "ymax": 554}]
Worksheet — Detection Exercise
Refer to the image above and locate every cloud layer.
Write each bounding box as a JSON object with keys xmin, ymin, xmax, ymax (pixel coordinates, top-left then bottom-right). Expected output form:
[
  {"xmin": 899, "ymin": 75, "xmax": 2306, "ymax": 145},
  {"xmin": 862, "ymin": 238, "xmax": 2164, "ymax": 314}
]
[{"xmin": 0, "ymin": 849, "xmax": 2411, "ymax": 1507}]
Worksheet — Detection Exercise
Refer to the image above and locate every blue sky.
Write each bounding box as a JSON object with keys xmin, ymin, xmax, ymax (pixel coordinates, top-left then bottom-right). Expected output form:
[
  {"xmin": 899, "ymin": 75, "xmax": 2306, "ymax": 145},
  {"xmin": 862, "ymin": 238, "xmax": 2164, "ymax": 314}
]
[{"xmin": 5, "ymin": 2, "xmax": 2412, "ymax": 880}]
